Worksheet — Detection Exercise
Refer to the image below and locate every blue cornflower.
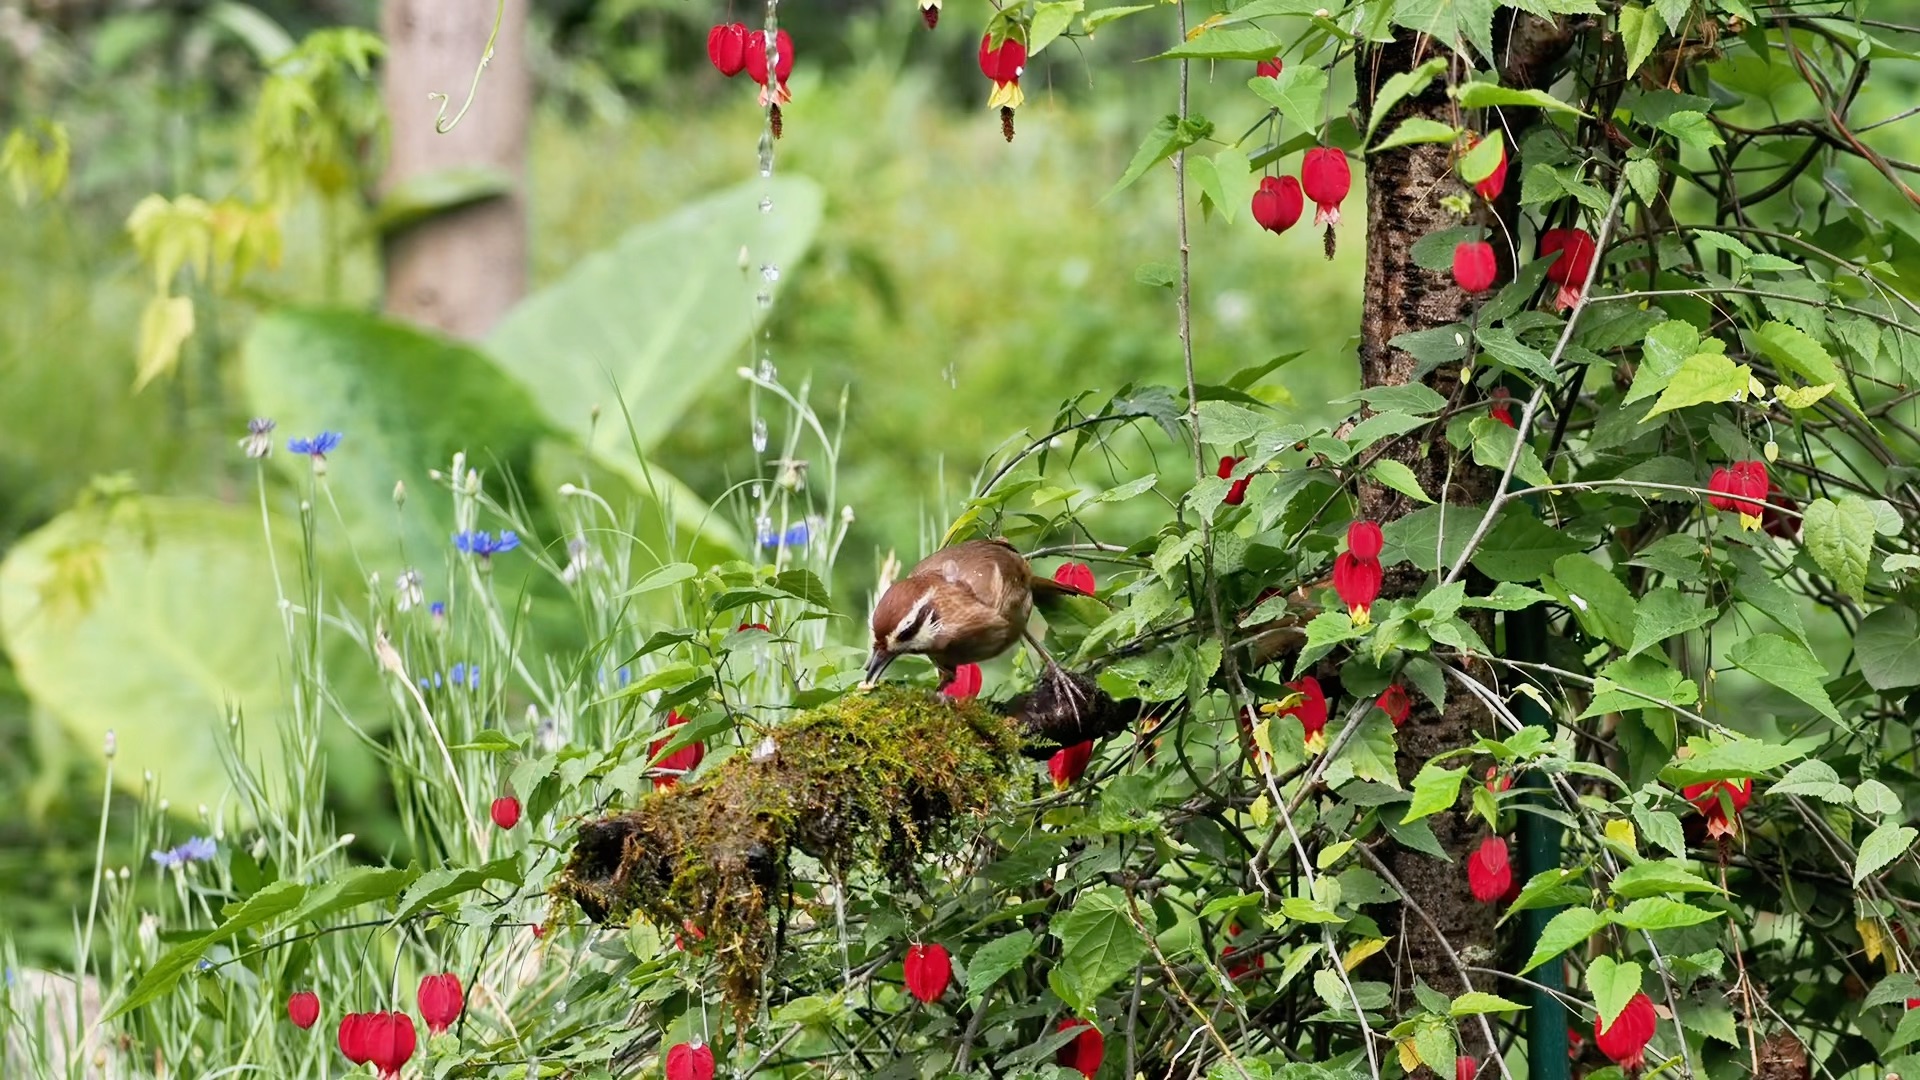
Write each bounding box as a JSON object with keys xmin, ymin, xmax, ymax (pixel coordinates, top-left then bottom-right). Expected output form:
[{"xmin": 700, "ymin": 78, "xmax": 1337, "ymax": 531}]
[
  {"xmin": 418, "ymin": 671, "xmax": 443, "ymax": 691},
  {"xmin": 286, "ymin": 431, "xmax": 343, "ymax": 458},
  {"xmin": 151, "ymin": 836, "xmax": 217, "ymax": 869},
  {"xmin": 450, "ymin": 663, "xmax": 481, "ymax": 690},
  {"xmin": 430, "ymin": 601, "xmax": 446, "ymax": 619},
  {"xmin": 757, "ymin": 521, "xmax": 811, "ymax": 550},
  {"xmin": 453, "ymin": 530, "xmax": 520, "ymax": 558}
]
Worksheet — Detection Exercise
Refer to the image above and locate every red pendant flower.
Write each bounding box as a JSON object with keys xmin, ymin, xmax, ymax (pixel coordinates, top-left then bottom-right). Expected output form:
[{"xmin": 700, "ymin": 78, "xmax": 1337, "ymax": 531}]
[
  {"xmin": 707, "ymin": 23, "xmax": 747, "ymax": 76},
  {"xmin": 1053, "ymin": 562, "xmax": 1096, "ymax": 594},
  {"xmin": 1222, "ymin": 943, "xmax": 1265, "ymax": 980},
  {"xmin": 1762, "ymin": 488, "xmax": 1799, "ymax": 540},
  {"xmin": 1456, "ymin": 1056, "xmax": 1480, "ymax": 1080},
  {"xmin": 979, "ymin": 32, "xmax": 1026, "ymax": 139},
  {"xmin": 1280, "ymin": 675, "xmax": 1328, "ymax": 750},
  {"xmin": 1050, "ymin": 741, "xmax": 1094, "ymax": 789},
  {"xmin": 942, "ymin": 663, "xmax": 983, "ymax": 699},
  {"xmin": 1376, "ymin": 684, "xmax": 1411, "ymax": 727},
  {"xmin": 417, "ymin": 973, "xmax": 464, "ymax": 1035},
  {"xmin": 287, "ymin": 990, "xmax": 320, "ymax": 1030},
  {"xmin": 1485, "ymin": 765, "xmax": 1512, "ymax": 793},
  {"xmin": 903, "ymin": 943, "xmax": 953, "ymax": 1003},
  {"xmin": 338, "ymin": 1013, "xmax": 371, "ymax": 1065},
  {"xmin": 1333, "ymin": 553, "xmax": 1382, "ymax": 625},
  {"xmin": 1300, "ymin": 148, "xmax": 1350, "ymax": 227},
  {"xmin": 919, "ymin": 0, "xmax": 941, "ymax": 28},
  {"xmin": 1055, "ymin": 1019, "xmax": 1106, "ymax": 1078},
  {"xmin": 1217, "ymin": 455, "xmax": 1250, "ymax": 505},
  {"xmin": 1256, "ymin": 56, "xmax": 1283, "ymax": 78},
  {"xmin": 363, "ymin": 1012, "xmax": 417, "ymax": 1080},
  {"xmin": 1466, "ymin": 135, "xmax": 1508, "ymax": 200},
  {"xmin": 1707, "ymin": 460, "xmax": 1769, "ymax": 531},
  {"xmin": 1466, "ymin": 836, "xmax": 1512, "ymax": 903},
  {"xmin": 744, "ymin": 29, "xmax": 793, "ymax": 105},
  {"xmin": 1251, "ymin": 175, "xmax": 1304, "ymax": 235},
  {"xmin": 1539, "ymin": 227, "xmax": 1596, "ymax": 310},
  {"xmin": 1453, "ymin": 240, "xmax": 1498, "ymax": 294},
  {"xmin": 1681, "ymin": 777, "xmax": 1753, "ymax": 840},
  {"xmin": 1594, "ymin": 991, "xmax": 1657, "ymax": 1071},
  {"xmin": 490, "ymin": 795, "xmax": 520, "ymax": 830},
  {"xmin": 666, "ymin": 1041, "xmax": 717, "ymax": 1080},
  {"xmin": 1489, "ymin": 386, "xmax": 1516, "ymax": 428},
  {"xmin": 651, "ymin": 711, "xmax": 706, "ymax": 790}
]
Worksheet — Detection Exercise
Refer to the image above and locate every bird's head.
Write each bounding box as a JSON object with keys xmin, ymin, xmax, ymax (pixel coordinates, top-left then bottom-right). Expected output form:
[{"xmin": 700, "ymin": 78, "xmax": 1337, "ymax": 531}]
[{"xmin": 863, "ymin": 581, "xmax": 944, "ymax": 684}]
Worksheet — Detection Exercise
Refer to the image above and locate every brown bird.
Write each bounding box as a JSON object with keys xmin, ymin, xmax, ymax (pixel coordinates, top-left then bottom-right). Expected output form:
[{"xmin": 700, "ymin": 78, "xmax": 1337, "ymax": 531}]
[{"xmin": 863, "ymin": 538, "xmax": 1088, "ymax": 694}]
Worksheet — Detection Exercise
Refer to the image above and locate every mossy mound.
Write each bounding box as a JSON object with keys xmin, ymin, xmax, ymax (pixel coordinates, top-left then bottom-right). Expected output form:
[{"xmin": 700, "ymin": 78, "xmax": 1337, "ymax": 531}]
[{"xmin": 555, "ymin": 687, "xmax": 1023, "ymax": 1008}]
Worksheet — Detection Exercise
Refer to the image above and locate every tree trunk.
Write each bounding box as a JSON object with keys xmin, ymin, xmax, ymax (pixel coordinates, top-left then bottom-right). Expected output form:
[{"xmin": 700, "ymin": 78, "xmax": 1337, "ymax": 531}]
[
  {"xmin": 1356, "ymin": 32, "xmax": 1497, "ymax": 1054},
  {"xmin": 379, "ymin": 0, "xmax": 530, "ymax": 339}
]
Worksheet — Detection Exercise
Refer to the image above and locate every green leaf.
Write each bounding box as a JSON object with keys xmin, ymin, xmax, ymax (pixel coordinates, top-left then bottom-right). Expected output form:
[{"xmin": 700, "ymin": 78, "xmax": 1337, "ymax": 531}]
[
  {"xmin": 1322, "ymin": 712, "xmax": 1401, "ymax": 790},
  {"xmin": 1394, "ymin": 0, "xmax": 1495, "ymax": 62},
  {"xmin": 370, "ymin": 165, "xmax": 514, "ymax": 235},
  {"xmin": 1403, "ymin": 763, "xmax": 1466, "ymax": 823},
  {"xmin": 1726, "ymin": 633, "xmax": 1840, "ymax": 722},
  {"xmin": 1624, "ymin": 156, "xmax": 1660, "ymax": 204},
  {"xmin": 1802, "ymin": 496, "xmax": 1876, "ymax": 598},
  {"xmin": 1247, "ymin": 66, "xmax": 1330, "ymax": 137},
  {"xmin": 1857, "ymin": 607, "xmax": 1920, "ymax": 691},
  {"xmin": 965, "ymin": 930, "xmax": 1037, "ymax": 1004},
  {"xmin": 1453, "ymin": 81, "xmax": 1586, "ymax": 116},
  {"xmin": 622, "ymin": 562, "xmax": 699, "ymax": 597},
  {"xmin": 1363, "ymin": 57, "xmax": 1450, "ymax": 144},
  {"xmin": 1083, "ymin": 3, "xmax": 1153, "ymax": 33},
  {"xmin": 1753, "ymin": 321, "xmax": 1861, "ymax": 416},
  {"xmin": 107, "ymin": 880, "xmax": 309, "ymax": 1019},
  {"xmin": 1198, "ymin": 148, "xmax": 1256, "ymax": 225},
  {"xmin": 0, "ymin": 498, "xmax": 317, "ymax": 813},
  {"xmin": 1643, "ymin": 351, "xmax": 1751, "ymax": 419},
  {"xmin": 1450, "ymin": 991, "xmax": 1529, "ymax": 1015},
  {"xmin": 1583, "ymin": 654, "xmax": 1699, "ymax": 717},
  {"xmin": 1028, "ymin": 0, "xmax": 1083, "ymax": 54},
  {"xmin": 1613, "ymin": 897, "xmax": 1723, "ymax": 931},
  {"xmin": 287, "ymin": 866, "xmax": 420, "ymax": 927},
  {"xmin": 1470, "ymin": 510, "xmax": 1583, "ymax": 582},
  {"xmin": 1468, "ymin": 416, "xmax": 1550, "ymax": 487},
  {"xmin": 1856, "ymin": 779, "xmax": 1903, "ymax": 817},
  {"xmin": 1381, "ymin": 503, "xmax": 1485, "ymax": 573},
  {"xmin": 1587, "ymin": 955, "xmax": 1644, "ymax": 1028},
  {"xmin": 1521, "ymin": 908, "xmax": 1608, "ymax": 973},
  {"xmin": 393, "ymin": 856, "xmax": 523, "ymax": 920},
  {"xmin": 1655, "ymin": 110, "xmax": 1723, "ymax": 151},
  {"xmin": 488, "ymin": 176, "xmax": 821, "ymax": 456},
  {"xmin": 1609, "ymin": 859, "xmax": 1720, "ymax": 899},
  {"xmin": 1658, "ymin": 736, "xmax": 1803, "ymax": 785},
  {"xmin": 1626, "ymin": 586, "xmax": 1717, "ymax": 658},
  {"xmin": 1107, "ymin": 115, "xmax": 1212, "ymax": 198},
  {"xmin": 1458, "ymin": 129, "xmax": 1505, "ymax": 184},
  {"xmin": 1156, "ymin": 25, "xmax": 1284, "ymax": 60},
  {"xmin": 1475, "ymin": 326, "xmax": 1559, "ymax": 383},
  {"xmin": 1619, "ymin": 2, "xmax": 1663, "ymax": 77},
  {"xmin": 1546, "ymin": 554, "xmax": 1636, "ymax": 648},
  {"xmin": 1374, "ymin": 118, "xmax": 1461, "ymax": 152},
  {"xmin": 1368, "ymin": 459, "xmax": 1433, "ymax": 504},
  {"xmin": 1769, "ymin": 760, "xmax": 1852, "ymax": 804},
  {"xmin": 1050, "ymin": 888, "xmax": 1146, "ymax": 1010},
  {"xmin": 1856, "ymin": 822, "xmax": 1918, "ymax": 884}
]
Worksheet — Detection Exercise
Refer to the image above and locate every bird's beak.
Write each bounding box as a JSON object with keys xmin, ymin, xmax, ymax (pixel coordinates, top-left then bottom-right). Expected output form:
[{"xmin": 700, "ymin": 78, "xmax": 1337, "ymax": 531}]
[{"xmin": 862, "ymin": 647, "xmax": 897, "ymax": 688}]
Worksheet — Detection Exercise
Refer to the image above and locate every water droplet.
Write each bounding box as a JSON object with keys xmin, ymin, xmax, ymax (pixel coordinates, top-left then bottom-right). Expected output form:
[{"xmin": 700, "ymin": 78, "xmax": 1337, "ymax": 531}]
[
  {"xmin": 943, "ymin": 363, "xmax": 958, "ymax": 389},
  {"xmin": 758, "ymin": 356, "xmax": 778, "ymax": 381},
  {"xmin": 756, "ymin": 291, "xmax": 773, "ymax": 308},
  {"xmin": 759, "ymin": 196, "xmax": 774, "ymax": 213},
  {"xmin": 761, "ymin": 264, "xmax": 781, "ymax": 283},
  {"xmin": 757, "ymin": 132, "xmax": 776, "ymax": 179},
  {"xmin": 555, "ymin": 1000, "xmax": 567, "ymax": 1014},
  {"xmin": 752, "ymin": 418, "xmax": 769, "ymax": 452}
]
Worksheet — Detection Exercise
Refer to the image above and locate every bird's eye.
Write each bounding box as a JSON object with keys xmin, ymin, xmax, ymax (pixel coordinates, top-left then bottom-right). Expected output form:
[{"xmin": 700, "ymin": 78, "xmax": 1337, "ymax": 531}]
[{"xmin": 896, "ymin": 608, "xmax": 929, "ymax": 645}]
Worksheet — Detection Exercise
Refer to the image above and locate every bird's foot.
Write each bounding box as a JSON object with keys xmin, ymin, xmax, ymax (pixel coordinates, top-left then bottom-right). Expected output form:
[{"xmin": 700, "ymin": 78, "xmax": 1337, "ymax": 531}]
[{"xmin": 1042, "ymin": 662, "xmax": 1090, "ymax": 720}]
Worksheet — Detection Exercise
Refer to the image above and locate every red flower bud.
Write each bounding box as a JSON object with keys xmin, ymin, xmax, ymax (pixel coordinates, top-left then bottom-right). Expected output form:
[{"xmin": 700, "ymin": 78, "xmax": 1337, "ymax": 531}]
[
  {"xmin": 1453, "ymin": 240, "xmax": 1498, "ymax": 294},
  {"xmin": 1489, "ymin": 386, "xmax": 1516, "ymax": 429},
  {"xmin": 1466, "ymin": 135, "xmax": 1508, "ymax": 200},
  {"xmin": 743, "ymin": 29, "xmax": 793, "ymax": 105},
  {"xmin": 416, "ymin": 973, "xmax": 464, "ymax": 1036},
  {"xmin": 1485, "ymin": 764, "xmax": 1513, "ymax": 793},
  {"xmin": 1539, "ymin": 227, "xmax": 1596, "ymax": 310},
  {"xmin": 1054, "ymin": 1019, "xmax": 1106, "ymax": 1078},
  {"xmin": 1681, "ymin": 777, "xmax": 1753, "ymax": 840},
  {"xmin": 1466, "ymin": 836, "xmax": 1512, "ymax": 903},
  {"xmin": 1251, "ymin": 175, "xmax": 1304, "ymax": 235},
  {"xmin": 1707, "ymin": 461, "xmax": 1769, "ymax": 530},
  {"xmin": 651, "ymin": 711, "xmax": 706, "ymax": 790},
  {"xmin": 1593, "ymin": 991, "xmax": 1657, "ymax": 1071},
  {"xmin": 941, "ymin": 663, "xmax": 983, "ymax": 699},
  {"xmin": 903, "ymin": 943, "xmax": 953, "ymax": 1003},
  {"xmin": 287, "ymin": 990, "xmax": 320, "ymax": 1030},
  {"xmin": 490, "ymin": 795, "xmax": 520, "ymax": 830},
  {"xmin": 1217, "ymin": 455, "xmax": 1250, "ymax": 505},
  {"xmin": 1050, "ymin": 741, "xmax": 1094, "ymax": 789},
  {"xmin": 1222, "ymin": 943, "xmax": 1265, "ymax": 980},
  {"xmin": 919, "ymin": 0, "xmax": 940, "ymax": 28},
  {"xmin": 1376, "ymin": 684, "xmax": 1411, "ymax": 727},
  {"xmin": 338, "ymin": 1013, "xmax": 371, "ymax": 1065},
  {"xmin": 363, "ymin": 1011, "xmax": 417, "ymax": 1079},
  {"xmin": 707, "ymin": 23, "xmax": 748, "ymax": 76},
  {"xmin": 1457, "ymin": 1056, "xmax": 1481, "ymax": 1080},
  {"xmin": 1300, "ymin": 148, "xmax": 1350, "ymax": 227},
  {"xmin": 666, "ymin": 1041, "xmax": 717, "ymax": 1080},
  {"xmin": 1256, "ymin": 56, "xmax": 1283, "ymax": 78},
  {"xmin": 1281, "ymin": 675, "xmax": 1328, "ymax": 746},
  {"xmin": 1053, "ymin": 562, "xmax": 1097, "ymax": 595},
  {"xmin": 1346, "ymin": 520, "xmax": 1384, "ymax": 561},
  {"xmin": 1332, "ymin": 552, "xmax": 1382, "ymax": 626}
]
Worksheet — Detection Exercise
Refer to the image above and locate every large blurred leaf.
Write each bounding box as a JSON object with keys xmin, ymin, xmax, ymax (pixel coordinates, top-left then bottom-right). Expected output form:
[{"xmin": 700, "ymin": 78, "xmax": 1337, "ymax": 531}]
[
  {"xmin": 0, "ymin": 498, "xmax": 295, "ymax": 809},
  {"xmin": 243, "ymin": 309, "xmax": 551, "ymax": 587},
  {"xmin": 487, "ymin": 175, "xmax": 824, "ymax": 454}
]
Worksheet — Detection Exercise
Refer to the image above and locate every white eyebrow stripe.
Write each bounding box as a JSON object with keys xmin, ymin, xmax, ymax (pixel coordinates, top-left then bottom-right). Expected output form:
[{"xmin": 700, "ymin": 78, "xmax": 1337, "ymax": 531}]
[{"xmin": 893, "ymin": 592, "xmax": 937, "ymax": 644}]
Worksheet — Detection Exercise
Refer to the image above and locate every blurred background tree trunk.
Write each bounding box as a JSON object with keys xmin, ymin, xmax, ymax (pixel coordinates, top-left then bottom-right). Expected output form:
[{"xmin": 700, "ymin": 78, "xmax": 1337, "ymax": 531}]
[{"xmin": 379, "ymin": 0, "xmax": 530, "ymax": 339}]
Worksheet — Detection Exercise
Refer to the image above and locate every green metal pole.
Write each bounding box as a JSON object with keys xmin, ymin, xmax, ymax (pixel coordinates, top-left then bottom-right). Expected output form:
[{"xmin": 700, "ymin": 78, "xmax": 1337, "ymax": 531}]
[{"xmin": 1509, "ymin": 601, "xmax": 1567, "ymax": 1080}]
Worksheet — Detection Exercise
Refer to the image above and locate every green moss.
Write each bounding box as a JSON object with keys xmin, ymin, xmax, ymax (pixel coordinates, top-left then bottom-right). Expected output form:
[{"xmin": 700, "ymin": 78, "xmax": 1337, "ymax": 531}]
[{"xmin": 556, "ymin": 687, "xmax": 1021, "ymax": 1012}]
